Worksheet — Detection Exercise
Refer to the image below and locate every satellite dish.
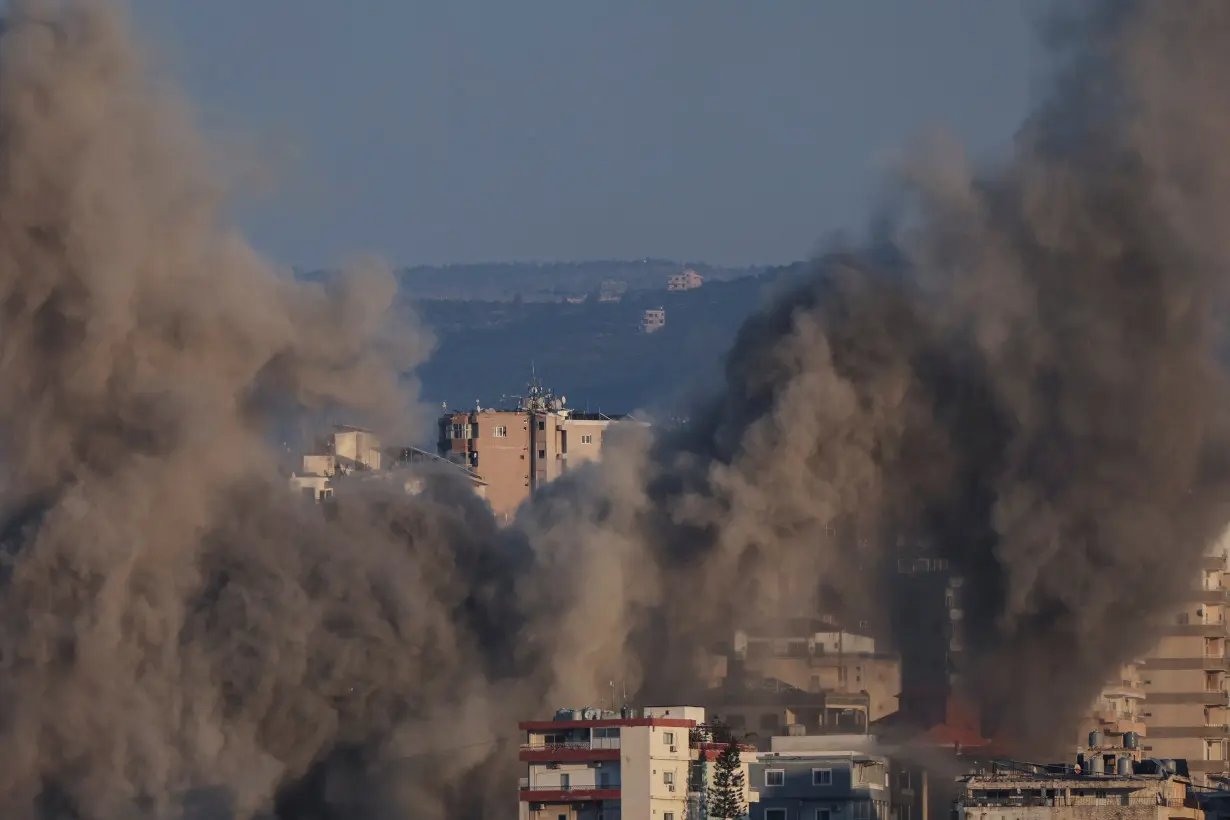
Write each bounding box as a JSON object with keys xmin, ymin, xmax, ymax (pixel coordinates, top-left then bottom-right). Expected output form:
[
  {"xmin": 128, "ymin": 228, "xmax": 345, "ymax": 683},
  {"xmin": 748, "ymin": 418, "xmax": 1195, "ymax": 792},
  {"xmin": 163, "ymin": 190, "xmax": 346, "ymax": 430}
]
[{"xmin": 561, "ymin": 395, "xmax": 567, "ymax": 406}]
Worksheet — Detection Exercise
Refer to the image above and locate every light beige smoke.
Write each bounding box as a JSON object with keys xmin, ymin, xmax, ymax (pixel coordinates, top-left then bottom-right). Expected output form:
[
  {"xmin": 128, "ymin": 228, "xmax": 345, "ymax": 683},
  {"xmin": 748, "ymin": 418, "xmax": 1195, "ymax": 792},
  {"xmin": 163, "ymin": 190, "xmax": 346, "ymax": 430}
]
[{"xmin": 4, "ymin": 0, "xmax": 1230, "ymax": 818}]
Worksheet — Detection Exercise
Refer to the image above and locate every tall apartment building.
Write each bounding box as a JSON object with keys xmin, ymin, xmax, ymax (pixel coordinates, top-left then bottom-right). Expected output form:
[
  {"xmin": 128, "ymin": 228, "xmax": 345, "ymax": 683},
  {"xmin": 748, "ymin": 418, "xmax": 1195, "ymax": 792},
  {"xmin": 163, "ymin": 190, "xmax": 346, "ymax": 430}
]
[
  {"xmin": 1140, "ymin": 545, "xmax": 1230, "ymax": 782},
  {"xmin": 891, "ymin": 555, "xmax": 966, "ymax": 729},
  {"xmin": 438, "ymin": 379, "xmax": 642, "ymax": 523},
  {"xmin": 518, "ymin": 705, "xmax": 755, "ymax": 820}
]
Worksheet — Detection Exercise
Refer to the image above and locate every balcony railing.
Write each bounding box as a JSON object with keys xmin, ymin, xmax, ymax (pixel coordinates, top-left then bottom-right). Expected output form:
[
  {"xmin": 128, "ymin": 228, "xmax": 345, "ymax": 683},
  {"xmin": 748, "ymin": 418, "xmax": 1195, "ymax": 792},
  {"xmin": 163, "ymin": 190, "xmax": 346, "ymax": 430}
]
[
  {"xmin": 961, "ymin": 797, "xmax": 1196, "ymax": 809},
  {"xmin": 521, "ymin": 738, "xmax": 621, "ymax": 752},
  {"xmin": 520, "ymin": 783, "xmax": 620, "ymax": 794}
]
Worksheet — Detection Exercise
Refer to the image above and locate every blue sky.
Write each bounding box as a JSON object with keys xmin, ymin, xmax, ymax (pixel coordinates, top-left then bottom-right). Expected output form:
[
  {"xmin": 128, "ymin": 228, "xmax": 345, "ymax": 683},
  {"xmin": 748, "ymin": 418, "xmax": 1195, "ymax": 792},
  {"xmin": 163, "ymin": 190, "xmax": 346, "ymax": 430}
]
[{"xmin": 134, "ymin": 1, "xmax": 1037, "ymax": 269}]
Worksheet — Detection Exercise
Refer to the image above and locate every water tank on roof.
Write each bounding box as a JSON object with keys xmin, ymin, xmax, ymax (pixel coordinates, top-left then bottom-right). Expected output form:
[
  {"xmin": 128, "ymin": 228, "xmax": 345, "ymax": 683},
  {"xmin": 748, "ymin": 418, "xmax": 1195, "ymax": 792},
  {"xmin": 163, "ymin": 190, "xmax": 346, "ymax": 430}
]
[
  {"xmin": 1124, "ymin": 731, "xmax": 1140, "ymax": 750},
  {"xmin": 555, "ymin": 709, "xmax": 574, "ymax": 721},
  {"xmin": 1089, "ymin": 730, "xmax": 1103, "ymax": 748},
  {"xmin": 582, "ymin": 708, "xmax": 599, "ymax": 721},
  {"xmin": 570, "ymin": 709, "xmax": 583, "ymax": 721},
  {"xmin": 1089, "ymin": 756, "xmax": 1105, "ymax": 775},
  {"xmin": 1117, "ymin": 757, "xmax": 1134, "ymax": 777},
  {"xmin": 1163, "ymin": 759, "xmax": 1178, "ymax": 775}
]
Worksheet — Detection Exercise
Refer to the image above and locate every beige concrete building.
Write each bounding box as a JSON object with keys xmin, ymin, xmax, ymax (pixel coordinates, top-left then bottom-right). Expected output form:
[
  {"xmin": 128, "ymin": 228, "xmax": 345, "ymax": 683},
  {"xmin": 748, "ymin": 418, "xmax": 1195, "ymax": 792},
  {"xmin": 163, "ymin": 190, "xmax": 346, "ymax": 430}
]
[
  {"xmin": 438, "ymin": 380, "xmax": 643, "ymax": 523},
  {"xmin": 288, "ymin": 472, "xmax": 332, "ymax": 503},
  {"xmin": 439, "ymin": 408, "xmax": 530, "ymax": 521},
  {"xmin": 1141, "ymin": 544, "xmax": 1230, "ymax": 782},
  {"xmin": 954, "ymin": 762, "xmax": 1203, "ymax": 820},
  {"xmin": 330, "ymin": 425, "xmax": 381, "ymax": 472},
  {"xmin": 1077, "ymin": 662, "xmax": 1148, "ymax": 761},
  {"xmin": 641, "ymin": 308, "xmax": 666, "ymax": 333},
  {"xmin": 517, "ymin": 705, "xmax": 756, "ymax": 820},
  {"xmin": 667, "ymin": 269, "xmax": 704, "ymax": 291},
  {"xmin": 710, "ymin": 621, "xmax": 901, "ymax": 724}
]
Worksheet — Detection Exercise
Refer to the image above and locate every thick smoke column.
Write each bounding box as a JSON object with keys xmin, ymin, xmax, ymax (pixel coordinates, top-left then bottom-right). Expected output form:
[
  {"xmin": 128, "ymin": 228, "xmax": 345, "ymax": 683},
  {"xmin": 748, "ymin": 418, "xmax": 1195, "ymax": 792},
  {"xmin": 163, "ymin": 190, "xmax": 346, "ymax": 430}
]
[
  {"xmin": 0, "ymin": 0, "xmax": 1229, "ymax": 818},
  {"xmin": 0, "ymin": 2, "xmax": 523, "ymax": 818},
  {"xmin": 518, "ymin": 0, "xmax": 1230, "ymax": 752}
]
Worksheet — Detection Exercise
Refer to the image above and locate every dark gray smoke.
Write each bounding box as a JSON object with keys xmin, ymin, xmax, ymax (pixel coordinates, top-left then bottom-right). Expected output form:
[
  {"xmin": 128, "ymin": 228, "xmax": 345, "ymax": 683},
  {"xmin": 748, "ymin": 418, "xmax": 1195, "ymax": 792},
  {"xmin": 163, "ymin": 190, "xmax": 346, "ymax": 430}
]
[
  {"xmin": 0, "ymin": 0, "xmax": 1229, "ymax": 818},
  {"xmin": 517, "ymin": 0, "xmax": 1230, "ymax": 752}
]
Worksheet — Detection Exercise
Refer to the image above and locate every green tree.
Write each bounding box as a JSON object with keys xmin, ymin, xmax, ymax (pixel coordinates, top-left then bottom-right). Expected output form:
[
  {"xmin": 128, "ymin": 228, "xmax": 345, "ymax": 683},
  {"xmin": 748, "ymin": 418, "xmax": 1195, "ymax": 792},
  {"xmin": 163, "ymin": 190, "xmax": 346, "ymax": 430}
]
[{"xmin": 707, "ymin": 741, "xmax": 746, "ymax": 819}]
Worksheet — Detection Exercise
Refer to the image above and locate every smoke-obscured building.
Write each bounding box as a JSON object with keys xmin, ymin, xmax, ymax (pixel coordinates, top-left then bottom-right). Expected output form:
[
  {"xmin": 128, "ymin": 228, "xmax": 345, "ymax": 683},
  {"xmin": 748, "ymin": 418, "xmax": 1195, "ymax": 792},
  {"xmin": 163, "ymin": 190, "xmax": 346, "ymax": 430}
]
[
  {"xmin": 1076, "ymin": 662, "xmax": 1148, "ymax": 761},
  {"xmin": 438, "ymin": 378, "xmax": 645, "ymax": 524},
  {"xmin": 707, "ymin": 620, "xmax": 901, "ymax": 724},
  {"xmin": 891, "ymin": 554, "xmax": 966, "ymax": 728},
  {"xmin": 1140, "ymin": 543, "xmax": 1230, "ymax": 782}
]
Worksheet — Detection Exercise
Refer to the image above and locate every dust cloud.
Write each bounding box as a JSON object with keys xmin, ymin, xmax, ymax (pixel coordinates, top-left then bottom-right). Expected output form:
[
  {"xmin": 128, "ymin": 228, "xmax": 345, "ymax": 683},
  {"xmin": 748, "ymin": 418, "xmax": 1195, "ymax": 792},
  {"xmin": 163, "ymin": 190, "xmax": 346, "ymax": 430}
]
[{"xmin": 0, "ymin": 0, "xmax": 1228, "ymax": 818}]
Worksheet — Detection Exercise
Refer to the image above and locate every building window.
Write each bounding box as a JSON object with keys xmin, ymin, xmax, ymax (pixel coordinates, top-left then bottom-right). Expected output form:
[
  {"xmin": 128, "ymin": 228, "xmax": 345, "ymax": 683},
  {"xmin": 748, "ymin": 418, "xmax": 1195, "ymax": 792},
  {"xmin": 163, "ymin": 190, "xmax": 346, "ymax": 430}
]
[
  {"xmin": 853, "ymin": 801, "xmax": 871, "ymax": 820},
  {"xmin": 582, "ymin": 434, "xmax": 593, "ymax": 444},
  {"xmin": 766, "ymin": 810, "xmax": 787, "ymax": 820},
  {"xmin": 663, "ymin": 732, "xmax": 675, "ymax": 746},
  {"xmin": 664, "ymin": 771, "xmax": 675, "ymax": 785},
  {"xmin": 538, "ymin": 449, "xmax": 546, "ymax": 459},
  {"xmin": 664, "ymin": 815, "xmax": 675, "ymax": 820},
  {"xmin": 813, "ymin": 768, "xmax": 833, "ymax": 786},
  {"xmin": 538, "ymin": 421, "xmax": 545, "ymax": 431},
  {"xmin": 493, "ymin": 426, "xmax": 508, "ymax": 438},
  {"xmin": 817, "ymin": 811, "xmax": 832, "ymax": 820},
  {"xmin": 765, "ymin": 769, "xmax": 785, "ymax": 787},
  {"xmin": 898, "ymin": 770, "xmax": 911, "ymax": 790}
]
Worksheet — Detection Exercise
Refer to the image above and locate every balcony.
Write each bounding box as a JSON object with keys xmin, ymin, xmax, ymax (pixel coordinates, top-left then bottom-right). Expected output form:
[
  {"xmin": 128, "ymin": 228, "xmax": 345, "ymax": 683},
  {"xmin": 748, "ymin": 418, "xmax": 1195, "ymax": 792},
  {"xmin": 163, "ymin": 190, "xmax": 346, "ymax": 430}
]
[
  {"xmin": 1197, "ymin": 589, "xmax": 1230, "ymax": 604},
  {"xmin": 519, "ymin": 739, "xmax": 621, "ymax": 763},
  {"xmin": 1092, "ymin": 713, "xmax": 1146, "ymax": 736},
  {"xmin": 519, "ymin": 783, "xmax": 621, "ymax": 803},
  {"xmin": 1103, "ymin": 680, "xmax": 1146, "ymax": 699}
]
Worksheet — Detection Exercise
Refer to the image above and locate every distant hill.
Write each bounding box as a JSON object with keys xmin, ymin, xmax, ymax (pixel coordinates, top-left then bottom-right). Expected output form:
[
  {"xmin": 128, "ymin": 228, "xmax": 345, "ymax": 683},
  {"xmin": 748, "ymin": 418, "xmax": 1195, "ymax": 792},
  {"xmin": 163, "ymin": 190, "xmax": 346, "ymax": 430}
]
[
  {"xmin": 411, "ymin": 262, "xmax": 809, "ymax": 417},
  {"xmin": 302, "ymin": 259, "xmax": 765, "ymax": 302}
]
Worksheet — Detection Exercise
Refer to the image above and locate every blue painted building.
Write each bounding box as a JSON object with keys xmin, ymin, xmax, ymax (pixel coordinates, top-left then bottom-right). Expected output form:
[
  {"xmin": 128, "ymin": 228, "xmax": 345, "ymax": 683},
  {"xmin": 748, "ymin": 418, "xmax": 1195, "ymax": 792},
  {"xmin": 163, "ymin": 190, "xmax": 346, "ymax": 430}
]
[{"xmin": 749, "ymin": 746, "xmax": 891, "ymax": 820}]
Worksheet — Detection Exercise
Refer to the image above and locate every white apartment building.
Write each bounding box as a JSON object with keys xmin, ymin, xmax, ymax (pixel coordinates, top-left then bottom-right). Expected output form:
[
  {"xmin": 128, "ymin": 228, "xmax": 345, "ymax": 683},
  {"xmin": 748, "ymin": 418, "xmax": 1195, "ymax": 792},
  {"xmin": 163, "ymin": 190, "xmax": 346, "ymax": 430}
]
[{"xmin": 518, "ymin": 705, "xmax": 754, "ymax": 820}]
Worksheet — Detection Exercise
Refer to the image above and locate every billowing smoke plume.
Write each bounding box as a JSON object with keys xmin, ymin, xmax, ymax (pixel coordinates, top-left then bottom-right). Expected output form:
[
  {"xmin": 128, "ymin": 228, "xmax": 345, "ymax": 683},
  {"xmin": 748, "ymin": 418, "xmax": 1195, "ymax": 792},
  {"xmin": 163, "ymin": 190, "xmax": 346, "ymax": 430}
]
[
  {"xmin": 0, "ymin": 0, "xmax": 1229, "ymax": 818},
  {"xmin": 515, "ymin": 0, "xmax": 1230, "ymax": 751}
]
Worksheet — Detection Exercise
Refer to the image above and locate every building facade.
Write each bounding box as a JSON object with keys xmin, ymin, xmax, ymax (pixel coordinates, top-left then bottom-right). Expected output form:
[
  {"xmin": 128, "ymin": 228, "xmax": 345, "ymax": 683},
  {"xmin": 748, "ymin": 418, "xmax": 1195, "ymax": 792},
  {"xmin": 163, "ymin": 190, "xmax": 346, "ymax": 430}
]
[
  {"xmin": 750, "ymin": 742, "xmax": 891, "ymax": 820},
  {"xmin": 518, "ymin": 706, "xmax": 753, "ymax": 820},
  {"xmin": 954, "ymin": 760, "xmax": 1203, "ymax": 820},
  {"xmin": 641, "ymin": 308, "xmax": 666, "ymax": 333},
  {"xmin": 1077, "ymin": 663, "xmax": 1148, "ymax": 761},
  {"xmin": 1141, "ymin": 544, "xmax": 1230, "ymax": 781},
  {"xmin": 891, "ymin": 555, "xmax": 966, "ymax": 729},
  {"xmin": 668, "ymin": 270, "xmax": 704, "ymax": 291},
  {"xmin": 438, "ymin": 379, "xmax": 641, "ymax": 523},
  {"xmin": 719, "ymin": 622, "xmax": 901, "ymax": 722}
]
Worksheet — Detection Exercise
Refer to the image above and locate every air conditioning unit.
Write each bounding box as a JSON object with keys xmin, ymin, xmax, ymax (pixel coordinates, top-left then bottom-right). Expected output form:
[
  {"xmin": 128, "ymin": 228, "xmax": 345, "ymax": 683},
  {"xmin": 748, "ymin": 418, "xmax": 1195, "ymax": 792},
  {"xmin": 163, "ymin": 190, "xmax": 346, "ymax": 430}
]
[
  {"xmin": 670, "ymin": 746, "xmax": 678, "ymax": 753},
  {"xmin": 668, "ymin": 785, "xmax": 677, "ymax": 793}
]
